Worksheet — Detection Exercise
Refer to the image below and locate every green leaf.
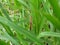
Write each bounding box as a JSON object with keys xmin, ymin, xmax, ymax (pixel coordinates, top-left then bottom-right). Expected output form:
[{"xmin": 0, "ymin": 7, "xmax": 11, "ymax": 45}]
[{"xmin": 37, "ymin": 31, "xmax": 60, "ymax": 39}]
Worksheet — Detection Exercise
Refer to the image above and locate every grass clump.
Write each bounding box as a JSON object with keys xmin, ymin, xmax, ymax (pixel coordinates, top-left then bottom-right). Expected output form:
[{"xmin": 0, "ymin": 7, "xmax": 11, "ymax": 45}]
[{"xmin": 0, "ymin": 0, "xmax": 60, "ymax": 45}]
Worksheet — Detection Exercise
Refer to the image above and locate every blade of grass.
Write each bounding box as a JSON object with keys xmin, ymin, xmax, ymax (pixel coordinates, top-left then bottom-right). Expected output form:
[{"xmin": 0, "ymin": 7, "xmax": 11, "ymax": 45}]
[
  {"xmin": 3, "ymin": 30, "xmax": 20, "ymax": 45},
  {"xmin": 0, "ymin": 40, "xmax": 9, "ymax": 45},
  {"xmin": 43, "ymin": 12, "xmax": 60, "ymax": 30},
  {"xmin": 0, "ymin": 3, "xmax": 12, "ymax": 21},
  {"xmin": 16, "ymin": 32, "xmax": 28, "ymax": 45},
  {"xmin": 17, "ymin": 0, "xmax": 29, "ymax": 9},
  {"xmin": 0, "ymin": 35, "xmax": 9, "ymax": 41},
  {"xmin": 37, "ymin": 31, "xmax": 60, "ymax": 39},
  {"xmin": 0, "ymin": 23, "xmax": 14, "ymax": 36},
  {"xmin": 0, "ymin": 28, "xmax": 20, "ymax": 45},
  {"xmin": 48, "ymin": 0, "xmax": 60, "ymax": 20},
  {"xmin": 30, "ymin": 0, "xmax": 41, "ymax": 35},
  {"xmin": 0, "ymin": 16, "xmax": 41, "ymax": 44}
]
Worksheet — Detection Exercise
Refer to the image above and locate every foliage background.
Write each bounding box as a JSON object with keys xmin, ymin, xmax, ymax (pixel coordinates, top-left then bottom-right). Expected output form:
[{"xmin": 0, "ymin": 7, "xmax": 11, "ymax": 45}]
[{"xmin": 0, "ymin": 0, "xmax": 60, "ymax": 45}]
